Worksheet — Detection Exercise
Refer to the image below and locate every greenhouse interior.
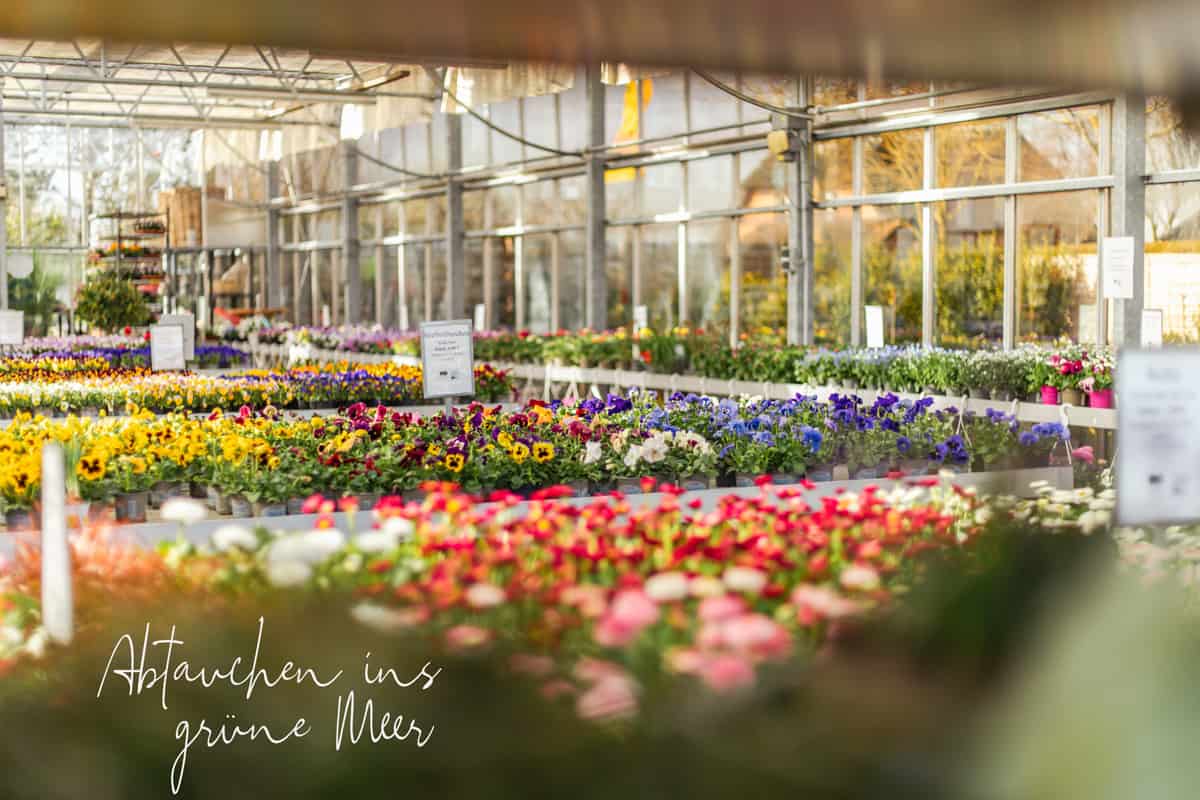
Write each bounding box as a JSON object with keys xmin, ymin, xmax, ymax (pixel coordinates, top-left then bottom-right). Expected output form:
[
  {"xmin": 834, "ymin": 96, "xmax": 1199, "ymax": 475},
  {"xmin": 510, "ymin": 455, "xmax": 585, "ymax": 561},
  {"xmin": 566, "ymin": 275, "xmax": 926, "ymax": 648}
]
[{"xmin": 0, "ymin": 4, "xmax": 1197, "ymax": 798}]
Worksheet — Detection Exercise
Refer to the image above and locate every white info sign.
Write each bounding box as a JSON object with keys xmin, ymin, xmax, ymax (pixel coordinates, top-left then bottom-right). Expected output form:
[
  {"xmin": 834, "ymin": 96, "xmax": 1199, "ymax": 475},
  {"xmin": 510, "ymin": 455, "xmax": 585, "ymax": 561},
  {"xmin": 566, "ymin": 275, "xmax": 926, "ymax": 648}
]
[
  {"xmin": 1116, "ymin": 349, "xmax": 1200, "ymax": 525},
  {"xmin": 864, "ymin": 305, "xmax": 885, "ymax": 349},
  {"xmin": 420, "ymin": 319, "xmax": 474, "ymax": 399},
  {"xmin": 0, "ymin": 310, "xmax": 23, "ymax": 346},
  {"xmin": 1140, "ymin": 309, "xmax": 1164, "ymax": 349},
  {"xmin": 1103, "ymin": 236, "xmax": 1135, "ymax": 299},
  {"xmin": 159, "ymin": 312, "xmax": 196, "ymax": 361},
  {"xmin": 149, "ymin": 324, "xmax": 186, "ymax": 371}
]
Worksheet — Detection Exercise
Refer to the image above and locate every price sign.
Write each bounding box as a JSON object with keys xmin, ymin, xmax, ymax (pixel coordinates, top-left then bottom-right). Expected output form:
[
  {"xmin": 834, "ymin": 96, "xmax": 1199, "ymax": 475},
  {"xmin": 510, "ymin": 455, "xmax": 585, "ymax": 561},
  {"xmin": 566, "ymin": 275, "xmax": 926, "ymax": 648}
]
[
  {"xmin": 0, "ymin": 310, "xmax": 23, "ymax": 346},
  {"xmin": 1103, "ymin": 236, "xmax": 1135, "ymax": 299},
  {"xmin": 149, "ymin": 324, "xmax": 186, "ymax": 371},
  {"xmin": 633, "ymin": 305, "xmax": 649, "ymax": 331},
  {"xmin": 420, "ymin": 319, "xmax": 475, "ymax": 399},
  {"xmin": 1117, "ymin": 349, "xmax": 1200, "ymax": 525},
  {"xmin": 159, "ymin": 312, "xmax": 196, "ymax": 361},
  {"xmin": 865, "ymin": 305, "xmax": 885, "ymax": 349}
]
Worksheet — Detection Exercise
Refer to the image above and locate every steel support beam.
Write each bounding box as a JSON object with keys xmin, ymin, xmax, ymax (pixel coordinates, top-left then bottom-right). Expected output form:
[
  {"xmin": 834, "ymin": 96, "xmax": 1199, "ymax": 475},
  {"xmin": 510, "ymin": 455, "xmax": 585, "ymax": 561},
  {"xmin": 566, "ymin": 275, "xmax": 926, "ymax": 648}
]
[
  {"xmin": 1, "ymin": 79, "xmax": 9, "ymax": 310},
  {"xmin": 444, "ymin": 113, "xmax": 465, "ymax": 319},
  {"xmin": 341, "ymin": 141, "xmax": 362, "ymax": 323},
  {"xmin": 1110, "ymin": 92, "xmax": 1146, "ymax": 346},
  {"xmin": 584, "ymin": 64, "xmax": 607, "ymax": 330},
  {"xmin": 265, "ymin": 160, "xmax": 283, "ymax": 308},
  {"xmin": 1002, "ymin": 115, "xmax": 1018, "ymax": 349},
  {"xmin": 921, "ymin": 126, "xmax": 936, "ymax": 347},
  {"xmin": 785, "ymin": 78, "xmax": 814, "ymax": 346}
]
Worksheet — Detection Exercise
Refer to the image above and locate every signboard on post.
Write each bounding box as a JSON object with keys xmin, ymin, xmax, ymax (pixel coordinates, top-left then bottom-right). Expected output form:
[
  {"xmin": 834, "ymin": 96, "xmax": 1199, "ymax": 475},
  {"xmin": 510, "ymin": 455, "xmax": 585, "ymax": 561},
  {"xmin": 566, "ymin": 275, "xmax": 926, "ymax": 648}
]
[
  {"xmin": 1102, "ymin": 236, "xmax": 1135, "ymax": 299},
  {"xmin": 149, "ymin": 324, "xmax": 186, "ymax": 371},
  {"xmin": 1141, "ymin": 309, "xmax": 1164, "ymax": 348},
  {"xmin": 864, "ymin": 305, "xmax": 885, "ymax": 349},
  {"xmin": 159, "ymin": 312, "xmax": 196, "ymax": 361},
  {"xmin": 420, "ymin": 319, "xmax": 474, "ymax": 399},
  {"xmin": 1116, "ymin": 349, "xmax": 1200, "ymax": 526},
  {"xmin": 0, "ymin": 310, "xmax": 23, "ymax": 346}
]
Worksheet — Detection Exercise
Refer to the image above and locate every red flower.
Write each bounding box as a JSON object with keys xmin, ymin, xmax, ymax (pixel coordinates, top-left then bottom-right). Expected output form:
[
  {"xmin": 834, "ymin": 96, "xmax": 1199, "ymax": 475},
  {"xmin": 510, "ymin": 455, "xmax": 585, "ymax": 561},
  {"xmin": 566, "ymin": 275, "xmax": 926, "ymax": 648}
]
[
  {"xmin": 123, "ymin": 326, "xmax": 132, "ymax": 336},
  {"xmin": 143, "ymin": 331, "xmax": 151, "ymax": 342},
  {"xmin": 640, "ymin": 350, "xmax": 652, "ymax": 364}
]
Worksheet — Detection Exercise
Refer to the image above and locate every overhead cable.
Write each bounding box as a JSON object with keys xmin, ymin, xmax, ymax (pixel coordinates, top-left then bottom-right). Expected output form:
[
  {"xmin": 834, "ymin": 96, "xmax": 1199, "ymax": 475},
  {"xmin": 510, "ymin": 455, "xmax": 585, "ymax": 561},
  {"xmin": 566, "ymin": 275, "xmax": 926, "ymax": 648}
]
[{"xmin": 691, "ymin": 68, "xmax": 813, "ymax": 120}]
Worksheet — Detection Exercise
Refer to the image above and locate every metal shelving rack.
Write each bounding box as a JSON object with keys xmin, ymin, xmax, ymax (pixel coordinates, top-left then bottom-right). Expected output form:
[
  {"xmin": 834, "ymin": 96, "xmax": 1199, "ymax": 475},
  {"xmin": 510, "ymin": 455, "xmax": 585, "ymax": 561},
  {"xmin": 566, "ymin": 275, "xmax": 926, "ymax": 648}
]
[{"xmin": 88, "ymin": 210, "xmax": 170, "ymax": 318}]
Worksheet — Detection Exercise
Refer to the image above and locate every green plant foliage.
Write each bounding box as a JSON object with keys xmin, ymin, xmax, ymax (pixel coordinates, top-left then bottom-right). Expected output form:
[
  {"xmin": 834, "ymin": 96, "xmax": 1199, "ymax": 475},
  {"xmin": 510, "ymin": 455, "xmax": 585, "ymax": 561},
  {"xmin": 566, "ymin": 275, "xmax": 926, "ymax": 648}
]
[{"xmin": 75, "ymin": 272, "xmax": 151, "ymax": 334}]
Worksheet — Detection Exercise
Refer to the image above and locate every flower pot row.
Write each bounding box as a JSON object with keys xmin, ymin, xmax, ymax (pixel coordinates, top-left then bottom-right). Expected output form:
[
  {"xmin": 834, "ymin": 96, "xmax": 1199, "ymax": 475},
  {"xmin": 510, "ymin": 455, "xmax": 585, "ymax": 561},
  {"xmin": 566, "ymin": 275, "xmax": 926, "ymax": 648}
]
[{"xmin": 1038, "ymin": 386, "xmax": 1115, "ymax": 409}]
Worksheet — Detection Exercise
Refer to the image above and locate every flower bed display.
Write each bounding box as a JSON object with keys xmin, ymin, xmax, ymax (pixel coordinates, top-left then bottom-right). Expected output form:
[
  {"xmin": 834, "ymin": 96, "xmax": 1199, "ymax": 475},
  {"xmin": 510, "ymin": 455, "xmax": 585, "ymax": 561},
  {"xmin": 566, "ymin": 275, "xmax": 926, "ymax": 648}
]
[
  {"xmin": 231, "ymin": 324, "xmax": 1116, "ymax": 406},
  {"xmin": 0, "ymin": 362, "xmax": 514, "ymax": 417},
  {"xmin": 0, "ymin": 391, "xmax": 1070, "ymax": 520}
]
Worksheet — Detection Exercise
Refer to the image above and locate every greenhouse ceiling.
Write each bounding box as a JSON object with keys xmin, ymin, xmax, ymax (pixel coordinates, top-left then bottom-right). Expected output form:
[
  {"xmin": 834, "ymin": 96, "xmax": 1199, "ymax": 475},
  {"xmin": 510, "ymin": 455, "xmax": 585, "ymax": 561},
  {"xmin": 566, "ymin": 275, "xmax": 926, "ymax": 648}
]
[
  {"xmin": 0, "ymin": 0, "xmax": 1198, "ymax": 102},
  {"xmin": 0, "ymin": 39, "xmax": 431, "ymax": 129}
]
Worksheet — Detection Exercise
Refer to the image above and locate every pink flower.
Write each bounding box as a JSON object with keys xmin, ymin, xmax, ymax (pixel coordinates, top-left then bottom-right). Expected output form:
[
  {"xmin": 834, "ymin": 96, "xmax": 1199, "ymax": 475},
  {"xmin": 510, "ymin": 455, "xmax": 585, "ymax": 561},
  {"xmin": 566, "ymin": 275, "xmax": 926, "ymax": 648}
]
[
  {"xmin": 839, "ymin": 564, "xmax": 881, "ymax": 592},
  {"xmin": 561, "ymin": 584, "xmax": 608, "ymax": 618},
  {"xmin": 723, "ymin": 566, "xmax": 768, "ymax": 594},
  {"xmin": 696, "ymin": 623, "xmax": 726, "ymax": 650},
  {"xmin": 791, "ymin": 585, "xmax": 861, "ymax": 622},
  {"xmin": 465, "ymin": 582, "xmax": 506, "ymax": 608},
  {"xmin": 509, "ymin": 653, "xmax": 555, "ymax": 677},
  {"xmin": 593, "ymin": 589, "xmax": 659, "ymax": 647},
  {"xmin": 444, "ymin": 624, "xmax": 493, "ymax": 653},
  {"xmin": 644, "ymin": 571, "xmax": 689, "ymax": 603},
  {"xmin": 700, "ymin": 654, "xmax": 756, "ymax": 692},
  {"xmin": 577, "ymin": 675, "xmax": 639, "ymax": 720},
  {"xmin": 573, "ymin": 657, "xmax": 628, "ymax": 684},
  {"xmin": 540, "ymin": 679, "xmax": 576, "ymax": 700},
  {"xmin": 1071, "ymin": 445, "xmax": 1095, "ymax": 464},
  {"xmin": 698, "ymin": 593, "xmax": 747, "ymax": 623},
  {"xmin": 720, "ymin": 613, "xmax": 792, "ymax": 659},
  {"xmin": 665, "ymin": 647, "xmax": 706, "ymax": 674}
]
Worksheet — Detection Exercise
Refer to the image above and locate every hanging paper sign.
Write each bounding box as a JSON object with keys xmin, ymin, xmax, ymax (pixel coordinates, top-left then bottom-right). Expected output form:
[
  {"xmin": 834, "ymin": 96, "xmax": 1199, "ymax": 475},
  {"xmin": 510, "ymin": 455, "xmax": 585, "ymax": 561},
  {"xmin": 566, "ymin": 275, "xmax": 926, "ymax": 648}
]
[
  {"xmin": 0, "ymin": 310, "xmax": 23, "ymax": 346},
  {"xmin": 1116, "ymin": 348, "xmax": 1200, "ymax": 525},
  {"xmin": 865, "ymin": 305, "xmax": 885, "ymax": 349},
  {"xmin": 474, "ymin": 303, "xmax": 486, "ymax": 331},
  {"xmin": 420, "ymin": 319, "xmax": 475, "ymax": 399},
  {"xmin": 633, "ymin": 305, "xmax": 649, "ymax": 331},
  {"xmin": 149, "ymin": 324, "xmax": 186, "ymax": 371},
  {"xmin": 159, "ymin": 312, "xmax": 196, "ymax": 361},
  {"xmin": 1102, "ymin": 236, "xmax": 1135, "ymax": 299},
  {"xmin": 1140, "ymin": 309, "xmax": 1164, "ymax": 349}
]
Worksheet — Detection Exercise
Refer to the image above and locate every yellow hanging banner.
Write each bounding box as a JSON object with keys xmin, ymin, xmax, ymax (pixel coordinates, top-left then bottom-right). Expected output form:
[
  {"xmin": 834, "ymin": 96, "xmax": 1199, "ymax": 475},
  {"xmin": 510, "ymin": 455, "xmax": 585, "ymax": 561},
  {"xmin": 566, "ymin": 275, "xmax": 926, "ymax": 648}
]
[{"xmin": 606, "ymin": 78, "xmax": 653, "ymax": 184}]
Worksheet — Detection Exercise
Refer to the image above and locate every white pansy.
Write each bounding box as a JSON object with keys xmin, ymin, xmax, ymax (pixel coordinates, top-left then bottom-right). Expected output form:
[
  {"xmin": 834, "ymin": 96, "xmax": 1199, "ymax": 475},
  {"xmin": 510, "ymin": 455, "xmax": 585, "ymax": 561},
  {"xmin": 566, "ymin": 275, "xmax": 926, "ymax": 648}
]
[
  {"xmin": 212, "ymin": 524, "xmax": 259, "ymax": 553},
  {"xmin": 688, "ymin": 575, "xmax": 726, "ymax": 598},
  {"xmin": 723, "ymin": 566, "xmax": 768, "ymax": 594},
  {"xmin": 839, "ymin": 564, "xmax": 881, "ymax": 592},
  {"xmin": 584, "ymin": 440, "xmax": 603, "ymax": 465},
  {"xmin": 266, "ymin": 528, "xmax": 346, "ymax": 566},
  {"xmin": 641, "ymin": 435, "xmax": 668, "ymax": 464},
  {"xmin": 623, "ymin": 445, "xmax": 644, "ymax": 469},
  {"xmin": 161, "ymin": 497, "xmax": 207, "ymax": 526},
  {"xmin": 265, "ymin": 560, "xmax": 313, "ymax": 588},
  {"xmin": 1074, "ymin": 510, "xmax": 1108, "ymax": 536},
  {"xmin": 644, "ymin": 572, "xmax": 689, "ymax": 603}
]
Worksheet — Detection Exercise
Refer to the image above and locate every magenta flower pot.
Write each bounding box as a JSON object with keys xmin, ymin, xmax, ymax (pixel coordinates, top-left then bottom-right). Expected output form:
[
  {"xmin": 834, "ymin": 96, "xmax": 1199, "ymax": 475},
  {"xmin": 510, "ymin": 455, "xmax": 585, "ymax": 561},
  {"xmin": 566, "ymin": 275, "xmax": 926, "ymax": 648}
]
[
  {"xmin": 1040, "ymin": 385, "xmax": 1060, "ymax": 405},
  {"xmin": 1088, "ymin": 388, "xmax": 1114, "ymax": 409}
]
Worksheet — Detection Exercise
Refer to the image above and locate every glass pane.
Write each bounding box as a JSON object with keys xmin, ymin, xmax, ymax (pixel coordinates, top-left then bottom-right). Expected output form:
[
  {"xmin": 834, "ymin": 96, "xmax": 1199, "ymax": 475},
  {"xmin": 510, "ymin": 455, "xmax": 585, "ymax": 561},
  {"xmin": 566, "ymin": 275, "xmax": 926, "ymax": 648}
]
[
  {"xmin": 685, "ymin": 219, "xmax": 730, "ymax": 333},
  {"xmin": 464, "ymin": 189, "xmax": 485, "ymax": 231},
  {"xmin": 524, "ymin": 94, "xmax": 559, "ymax": 153},
  {"xmin": 864, "ymin": 129, "xmax": 923, "ymax": 193},
  {"xmin": 465, "ymin": 239, "xmax": 485, "ymax": 324},
  {"xmin": 813, "ymin": 77, "xmax": 857, "ymax": 108},
  {"xmin": 934, "ymin": 198, "xmax": 1004, "ymax": 348},
  {"xmin": 428, "ymin": 242, "xmax": 447, "ymax": 320},
  {"xmin": 687, "ymin": 155, "xmax": 734, "ymax": 213},
  {"xmin": 560, "ymin": 230, "xmax": 587, "ymax": 331},
  {"xmin": 463, "ymin": 113, "xmax": 490, "ymax": 168},
  {"xmin": 641, "ymin": 223, "xmax": 678, "ymax": 329},
  {"xmin": 739, "ymin": 151, "xmax": 785, "ymax": 210},
  {"xmin": 559, "ymin": 176, "xmax": 586, "ymax": 224},
  {"xmin": 606, "ymin": 168, "xmax": 638, "ymax": 220},
  {"xmin": 430, "ymin": 114, "xmax": 448, "ymax": 173},
  {"xmin": 491, "ymin": 186, "xmax": 518, "ymax": 228},
  {"xmin": 1146, "ymin": 183, "xmax": 1200, "ymax": 341},
  {"xmin": 936, "ymin": 119, "xmax": 1005, "ymax": 187},
  {"xmin": 489, "ymin": 101, "xmax": 523, "ymax": 164},
  {"xmin": 559, "ymin": 68, "xmax": 587, "ymax": 152},
  {"xmin": 404, "ymin": 199, "xmax": 428, "ymax": 232},
  {"xmin": 1018, "ymin": 107, "xmax": 1101, "ymax": 181},
  {"xmin": 1147, "ymin": 97, "xmax": 1200, "ymax": 173},
  {"xmin": 494, "ymin": 237, "xmax": 517, "ymax": 329},
  {"xmin": 404, "ymin": 124, "xmax": 430, "ymax": 174},
  {"xmin": 1016, "ymin": 191, "xmax": 1099, "ymax": 344},
  {"xmin": 741, "ymin": 74, "xmax": 798, "ymax": 113},
  {"xmin": 642, "ymin": 163, "xmax": 682, "ymax": 216},
  {"xmin": 400, "ymin": 243, "xmax": 425, "ymax": 327},
  {"xmin": 864, "ymin": 80, "xmax": 928, "ymax": 100},
  {"xmin": 739, "ymin": 212, "xmax": 787, "ymax": 335},
  {"xmin": 814, "ymin": 138, "xmax": 853, "ymax": 201},
  {"xmin": 606, "ymin": 226, "xmax": 633, "ymax": 327},
  {"xmin": 642, "ymin": 72, "xmax": 687, "ymax": 140},
  {"xmin": 523, "ymin": 179, "xmax": 559, "ymax": 226},
  {"xmin": 689, "ymin": 70, "xmax": 740, "ymax": 132},
  {"xmin": 864, "ymin": 204, "xmax": 922, "ymax": 345},
  {"xmin": 376, "ymin": 246, "xmax": 399, "ymax": 328},
  {"xmin": 524, "ymin": 235, "xmax": 553, "ymax": 334},
  {"xmin": 814, "ymin": 207, "xmax": 852, "ymax": 345}
]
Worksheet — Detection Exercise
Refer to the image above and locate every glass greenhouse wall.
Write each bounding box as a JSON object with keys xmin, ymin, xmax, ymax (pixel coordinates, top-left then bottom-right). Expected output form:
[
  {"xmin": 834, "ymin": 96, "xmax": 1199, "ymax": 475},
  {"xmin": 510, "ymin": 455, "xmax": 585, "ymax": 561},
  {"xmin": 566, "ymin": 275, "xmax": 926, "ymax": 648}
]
[{"xmin": 11, "ymin": 67, "xmax": 1200, "ymax": 347}]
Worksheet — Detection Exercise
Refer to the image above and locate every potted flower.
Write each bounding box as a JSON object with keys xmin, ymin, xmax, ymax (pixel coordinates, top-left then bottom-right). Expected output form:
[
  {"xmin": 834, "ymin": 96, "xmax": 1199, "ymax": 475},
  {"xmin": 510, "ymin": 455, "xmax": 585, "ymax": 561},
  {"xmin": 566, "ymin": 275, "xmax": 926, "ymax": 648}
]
[
  {"xmin": 661, "ymin": 430, "xmax": 718, "ymax": 491},
  {"xmin": 1080, "ymin": 351, "xmax": 1114, "ymax": 409}
]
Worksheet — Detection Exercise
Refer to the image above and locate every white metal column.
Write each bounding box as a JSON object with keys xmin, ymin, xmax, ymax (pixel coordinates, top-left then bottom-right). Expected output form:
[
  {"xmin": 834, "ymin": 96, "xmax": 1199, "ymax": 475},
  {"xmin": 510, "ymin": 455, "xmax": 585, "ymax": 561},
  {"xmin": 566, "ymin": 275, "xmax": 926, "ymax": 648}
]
[
  {"xmin": 584, "ymin": 65, "xmax": 607, "ymax": 329},
  {"xmin": 1002, "ymin": 116, "xmax": 1018, "ymax": 349},
  {"xmin": 921, "ymin": 126, "xmax": 936, "ymax": 347},
  {"xmin": 1110, "ymin": 93, "xmax": 1145, "ymax": 346},
  {"xmin": 341, "ymin": 141, "xmax": 361, "ymax": 323},
  {"xmin": 445, "ymin": 113, "xmax": 465, "ymax": 319}
]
